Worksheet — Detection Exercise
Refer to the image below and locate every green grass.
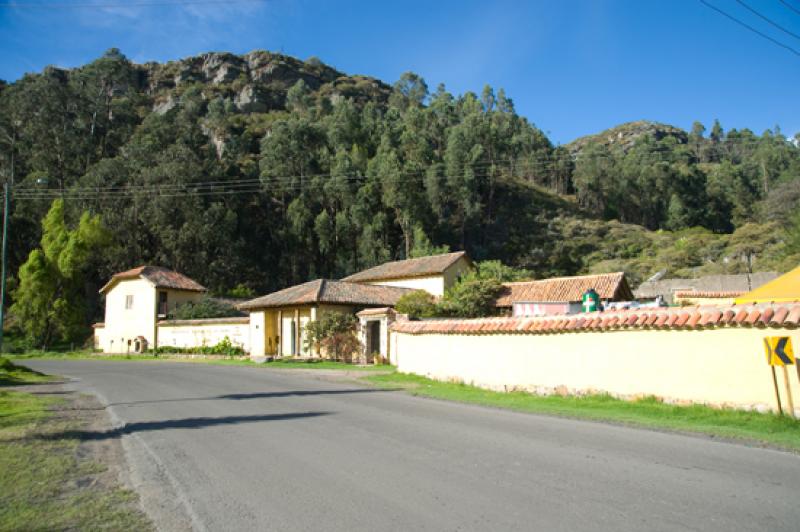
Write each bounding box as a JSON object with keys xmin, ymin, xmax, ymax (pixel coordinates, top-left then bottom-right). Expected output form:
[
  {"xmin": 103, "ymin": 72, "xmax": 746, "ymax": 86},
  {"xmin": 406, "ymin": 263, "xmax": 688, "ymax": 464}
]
[
  {"xmin": 9, "ymin": 351, "xmax": 391, "ymax": 371},
  {"xmin": 0, "ymin": 356, "xmax": 52, "ymax": 386},
  {"xmin": 0, "ymin": 390, "xmax": 151, "ymax": 530},
  {"xmin": 364, "ymin": 372, "xmax": 800, "ymax": 452}
]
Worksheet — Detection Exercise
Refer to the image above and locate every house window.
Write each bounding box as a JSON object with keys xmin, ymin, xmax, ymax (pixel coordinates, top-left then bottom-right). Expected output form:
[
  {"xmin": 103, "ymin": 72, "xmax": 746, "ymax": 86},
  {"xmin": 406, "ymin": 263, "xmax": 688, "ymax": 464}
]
[
  {"xmin": 125, "ymin": 295, "xmax": 134, "ymax": 309},
  {"xmin": 158, "ymin": 291, "xmax": 168, "ymax": 316}
]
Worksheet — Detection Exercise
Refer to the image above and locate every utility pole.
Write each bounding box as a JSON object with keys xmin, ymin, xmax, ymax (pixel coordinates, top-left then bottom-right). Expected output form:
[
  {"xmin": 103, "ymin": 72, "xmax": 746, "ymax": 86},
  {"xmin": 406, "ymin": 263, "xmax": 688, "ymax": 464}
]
[
  {"xmin": 0, "ymin": 122, "xmax": 16, "ymax": 354},
  {"xmin": 0, "ymin": 181, "xmax": 9, "ymax": 353}
]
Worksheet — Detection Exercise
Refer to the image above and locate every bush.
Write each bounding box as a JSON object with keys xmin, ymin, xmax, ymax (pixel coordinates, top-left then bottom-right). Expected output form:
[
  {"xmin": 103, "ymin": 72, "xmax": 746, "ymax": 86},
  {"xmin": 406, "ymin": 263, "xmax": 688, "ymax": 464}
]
[
  {"xmin": 171, "ymin": 297, "xmax": 243, "ymax": 320},
  {"xmin": 152, "ymin": 337, "xmax": 245, "ymax": 357},
  {"xmin": 395, "ymin": 290, "xmax": 438, "ymax": 319},
  {"xmin": 438, "ymin": 278, "xmax": 504, "ymax": 318},
  {"xmin": 304, "ymin": 312, "xmax": 360, "ymax": 362}
]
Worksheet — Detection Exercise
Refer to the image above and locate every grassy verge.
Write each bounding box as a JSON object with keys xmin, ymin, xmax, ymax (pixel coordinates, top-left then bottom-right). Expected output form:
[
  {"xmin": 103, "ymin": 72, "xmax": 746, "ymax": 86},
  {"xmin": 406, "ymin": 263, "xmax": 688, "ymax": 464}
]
[
  {"xmin": 9, "ymin": 351, "xmax": 391, "ymax": 371},
  {"xmin": 0, "ymin": 362, "xmax": 151, "ymax": 530},
  {"xmin": 0, "ymin": 356, "xmax": 52, "ymax": 386},
  {"xmin": 364, "ymin": 372, "xmax": 800, "ymax": 452}
]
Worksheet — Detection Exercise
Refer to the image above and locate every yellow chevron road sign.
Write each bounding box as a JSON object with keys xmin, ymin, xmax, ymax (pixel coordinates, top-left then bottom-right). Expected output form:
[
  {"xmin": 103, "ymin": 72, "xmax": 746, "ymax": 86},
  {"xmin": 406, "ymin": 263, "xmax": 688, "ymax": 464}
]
[{"xmin": 764, "ymin": 337, "xmax": 795, "ymax": 366}]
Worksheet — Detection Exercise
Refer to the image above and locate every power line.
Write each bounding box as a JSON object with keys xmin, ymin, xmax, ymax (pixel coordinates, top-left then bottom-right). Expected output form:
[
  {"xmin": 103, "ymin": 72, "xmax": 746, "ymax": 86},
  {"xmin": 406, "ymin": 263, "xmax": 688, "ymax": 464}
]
[
  {"xmin": 735, "ymin": 0, "xmax": 800, "ymax": 41},
  {"xmin": 699, "ymin": 0, "xmax": 800, "ymax": 57},
  {"xmin": 0, "ymin": 0, "xmax": 265, "ymax": 8},
  {"xmin": 779, "ymin": 0, "xmax": 800, "ymax": 17}
]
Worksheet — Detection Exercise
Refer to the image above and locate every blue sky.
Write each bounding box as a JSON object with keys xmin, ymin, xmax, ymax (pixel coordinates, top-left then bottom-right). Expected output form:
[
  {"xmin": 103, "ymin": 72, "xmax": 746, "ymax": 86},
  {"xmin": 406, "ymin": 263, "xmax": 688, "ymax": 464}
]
[{"xmin": 1, "ymin": 0, "xmax": 798, "ymax": 144}]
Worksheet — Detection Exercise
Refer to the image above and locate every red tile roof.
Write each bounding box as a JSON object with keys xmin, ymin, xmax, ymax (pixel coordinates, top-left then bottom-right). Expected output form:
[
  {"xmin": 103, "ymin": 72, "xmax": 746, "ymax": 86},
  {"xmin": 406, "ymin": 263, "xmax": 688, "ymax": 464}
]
[
  {"xmin": 495, "ymin": 272, "xmax": 633, "ymax": 307},
  {"xmin": 341, "ymin": 251, "xmax": 470, "ymax": 283},
  {"xmin": 100, "ymin": 266, "xmax": 206, "ymax": 294},
  {"xmin": 238, "ymin": 280, "xmax": 412, "ymax": 310},
  {"xmin": 391, "ymin": 302, "xmax": 800, "ymax": 335}
]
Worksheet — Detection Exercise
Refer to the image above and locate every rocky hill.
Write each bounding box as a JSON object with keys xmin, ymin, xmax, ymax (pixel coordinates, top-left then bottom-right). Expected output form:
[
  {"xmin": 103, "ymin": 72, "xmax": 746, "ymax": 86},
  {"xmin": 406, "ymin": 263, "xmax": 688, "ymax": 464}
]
[{"xmin": 566, "ymin": 120, "xmax": 688, "ymax": 155}]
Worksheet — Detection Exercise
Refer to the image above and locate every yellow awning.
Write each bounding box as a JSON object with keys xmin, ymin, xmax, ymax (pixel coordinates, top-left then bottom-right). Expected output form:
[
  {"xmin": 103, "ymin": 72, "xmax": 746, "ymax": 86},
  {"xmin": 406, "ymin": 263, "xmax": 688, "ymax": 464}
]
[{"xmin": 735, "ymin": 265, "xmax": 800, "ymax": 304}]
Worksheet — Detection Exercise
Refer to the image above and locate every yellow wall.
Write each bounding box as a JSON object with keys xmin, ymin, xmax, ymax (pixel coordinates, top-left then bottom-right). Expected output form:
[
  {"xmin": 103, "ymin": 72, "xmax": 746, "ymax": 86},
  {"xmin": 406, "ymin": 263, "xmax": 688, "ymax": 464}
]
[
  {"xmin": 158, "ymin": 320, "xmax": 250, "ymax": 351},
  {"xmin": 101, "ymin": 278, "xmax": 157, "ymax": 353},
  {"xmin": 443, "ymin": 256, "xmax": 474, "ymax": 290},
  {"xmin": 160, "ymin": 288, "xmax": 204, "ymax": 315},
  {"xmin": 246, "ymin": 304, "xmax": 357, "ymax": 359},
  {"xmin": 391, "ymin": 327, "xmax": 800, "ymax": 413}
]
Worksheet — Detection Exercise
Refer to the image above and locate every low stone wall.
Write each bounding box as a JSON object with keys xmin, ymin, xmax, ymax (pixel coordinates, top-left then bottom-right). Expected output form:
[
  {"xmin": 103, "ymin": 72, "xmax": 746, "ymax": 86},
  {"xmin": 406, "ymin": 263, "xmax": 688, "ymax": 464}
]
[
  {"xmin": 157, "ymin": 317, "xmax": 250, "ymax": 352},
  {"xmin": 390, "ymin": 303, "xmax": 800, "ymax": 413}
]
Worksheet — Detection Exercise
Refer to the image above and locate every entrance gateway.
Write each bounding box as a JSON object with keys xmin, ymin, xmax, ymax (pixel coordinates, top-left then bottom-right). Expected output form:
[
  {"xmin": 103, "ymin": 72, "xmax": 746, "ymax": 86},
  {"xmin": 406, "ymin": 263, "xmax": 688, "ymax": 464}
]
[{"xmin": 367, "ymin": 321, "xmax": 381, "ymax": 359}]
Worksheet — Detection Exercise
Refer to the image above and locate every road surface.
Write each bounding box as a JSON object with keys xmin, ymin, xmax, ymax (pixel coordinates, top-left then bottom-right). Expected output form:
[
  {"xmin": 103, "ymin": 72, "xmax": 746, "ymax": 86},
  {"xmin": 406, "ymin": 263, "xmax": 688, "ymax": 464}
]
[{"xmin": 21, "ymin": 359, "xmax": 800, "ymax": 531}]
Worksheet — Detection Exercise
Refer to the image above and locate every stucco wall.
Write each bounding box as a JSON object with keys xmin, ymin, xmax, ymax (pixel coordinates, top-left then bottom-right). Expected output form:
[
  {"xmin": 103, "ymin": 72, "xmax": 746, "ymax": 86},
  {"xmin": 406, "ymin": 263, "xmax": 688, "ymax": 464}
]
[
  {"xmin": 101, "ymin": 278, "xmax": 157, "ymax": 353},
  {"xmin": 157, "ymin": 319, "xmax": 250, "ymax": 351},
  {"xmin": 160, "ymin": 288, "xmax": 204, "ymax": 315},
  {"xmin": 442, "ymin": 256, "xmax": 474, "ymax": 290},
  {"xmin": 367, "ymin": 276, "xmax": 446, "ymax": 296},
  {"xmin": 391, "ymin": 327, "xmax": 800, "ymax": 413},
  {"xmin": 248, "ymin": 311, "xmax": 266, "ymax": 357}
]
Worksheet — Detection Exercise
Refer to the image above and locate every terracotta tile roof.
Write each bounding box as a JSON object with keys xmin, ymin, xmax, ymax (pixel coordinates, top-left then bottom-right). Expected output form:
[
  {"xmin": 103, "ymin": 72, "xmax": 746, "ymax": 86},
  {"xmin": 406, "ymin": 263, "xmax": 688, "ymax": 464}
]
[
  {"xmin": 100, "ymin": 265, "xmax": 206, "ymax": 294},
  {"xmin": 495, "ymin": 272, "xmax": 633, "ymax": 307},
  {"xmin": 341, "ymin": 251, "xmax": 470, "ymax": 283},
  {"xmin": 391, "ymin": 302, "xmax": 800, "ymax": 336},
  {"xmin": 674, "ymin": 290, "xmax": 744, "ymax": 299},
  {"xmin": 238, "ymin": 280, "xmax": 413, "ymax": 310}
]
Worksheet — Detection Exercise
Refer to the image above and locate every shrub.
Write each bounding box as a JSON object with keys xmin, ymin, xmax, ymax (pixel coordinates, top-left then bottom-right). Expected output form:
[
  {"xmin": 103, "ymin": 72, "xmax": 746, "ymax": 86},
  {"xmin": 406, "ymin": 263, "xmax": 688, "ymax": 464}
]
[
  {"xmin": 304, "ymin": 312, "xmax": 360, "ymax": 362},
  {"xmin": 152, "ymin": 336, "xmax": 245, "ymax": 357},
  {"xmin": 395, "ymin": 290, "xmax": 438, "ymax": 319},
  {"xmin": 226, "ymin": 283, "xmax": 255, "ymax": 299},
  {"xmin": 438, "ymin": 278, "xmax": 504, "ymax": 318}
]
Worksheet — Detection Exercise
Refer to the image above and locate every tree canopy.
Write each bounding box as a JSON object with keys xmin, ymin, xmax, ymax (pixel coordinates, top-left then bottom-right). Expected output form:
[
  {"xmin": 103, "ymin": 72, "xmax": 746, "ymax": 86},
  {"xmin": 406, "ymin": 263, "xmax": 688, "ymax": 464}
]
[{"xmin": 1, "ymin": 50, "xmax": 799, "ymax": 338}]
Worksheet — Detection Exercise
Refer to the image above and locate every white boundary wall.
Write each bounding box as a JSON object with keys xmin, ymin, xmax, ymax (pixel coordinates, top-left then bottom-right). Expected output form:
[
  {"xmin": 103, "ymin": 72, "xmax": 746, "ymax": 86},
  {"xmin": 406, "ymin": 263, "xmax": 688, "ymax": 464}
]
[
  {"xmin": 157, "ymin": 318, "xmax": 250, "ymax": 351},
  {"xmin": 391, "ymin": 327, "xmax": 800, "ymax": 413}
]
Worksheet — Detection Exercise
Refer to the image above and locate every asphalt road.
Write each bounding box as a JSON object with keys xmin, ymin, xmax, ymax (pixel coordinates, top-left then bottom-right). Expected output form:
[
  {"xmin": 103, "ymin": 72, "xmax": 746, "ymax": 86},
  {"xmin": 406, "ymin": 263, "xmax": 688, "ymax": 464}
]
[{"xmin": 21, "ymin": 359, "xmax": 800, "ymax": 532}]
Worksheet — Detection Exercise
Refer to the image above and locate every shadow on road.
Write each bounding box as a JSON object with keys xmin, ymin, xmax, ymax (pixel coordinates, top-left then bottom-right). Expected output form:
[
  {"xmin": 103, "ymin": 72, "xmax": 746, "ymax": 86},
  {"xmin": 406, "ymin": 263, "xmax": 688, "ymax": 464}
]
[
  {"xmin": 25, "ymin": 411, "xmax": 331, "ymax": 442},
  {"xmin": 108, "ymin": 387, "xmax": 398, "ymax": 407}
]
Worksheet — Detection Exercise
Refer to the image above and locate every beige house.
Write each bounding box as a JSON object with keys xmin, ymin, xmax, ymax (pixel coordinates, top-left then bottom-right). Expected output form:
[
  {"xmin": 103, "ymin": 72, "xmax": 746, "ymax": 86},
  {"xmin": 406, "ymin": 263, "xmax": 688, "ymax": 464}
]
[
  {"xmin": 94, "ymin": 266, "xmax": 207, "ymax": 353},
  {"xmin": 240, "ymin": 251, "xmax": 475, "ymax": 360},
  {"xmin": 240, "ymin": 279, "xmax": 411, "ymax": 358},
  {"xmin": 341, "ymin": 251, "xmax": 473, "ymax": 297}
]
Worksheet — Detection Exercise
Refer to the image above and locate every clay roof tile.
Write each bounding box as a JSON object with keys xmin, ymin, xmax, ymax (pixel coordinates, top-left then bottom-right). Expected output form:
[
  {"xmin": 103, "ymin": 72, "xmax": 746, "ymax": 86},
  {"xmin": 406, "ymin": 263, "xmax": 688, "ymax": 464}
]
[
  {"xmin": 745, "ymin": 309, "xmax": 762, "ymax": 326},
  {"xmin": 771, "ymin": 306, "xmax": 789, "ymax": 326},
  {"xmin": 785, "ymin": 306, "xmax": 800, "ymax": 326}
]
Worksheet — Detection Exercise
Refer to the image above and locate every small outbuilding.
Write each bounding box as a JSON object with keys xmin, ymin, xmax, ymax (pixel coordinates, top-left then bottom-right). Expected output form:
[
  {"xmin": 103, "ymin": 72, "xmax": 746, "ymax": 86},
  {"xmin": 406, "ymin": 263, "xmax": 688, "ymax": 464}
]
[
  {"xmin": 495, "ymin": 272, "xmax": 633, "ymax": 317},
  {"xmin": 239, "ymin": 279, "xmax": 412, "ymax": 358},
  {"xmin": 95, "ymin": 265, "xmax": 207, "ymax": 353}
]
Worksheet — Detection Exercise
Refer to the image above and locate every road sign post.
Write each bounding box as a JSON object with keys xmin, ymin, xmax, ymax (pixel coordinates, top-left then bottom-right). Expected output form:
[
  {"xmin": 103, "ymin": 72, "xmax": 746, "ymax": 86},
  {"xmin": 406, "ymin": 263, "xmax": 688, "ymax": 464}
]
[{"xmin": 764, "ymin": 337, "xmax": 796, "ymax": 417}]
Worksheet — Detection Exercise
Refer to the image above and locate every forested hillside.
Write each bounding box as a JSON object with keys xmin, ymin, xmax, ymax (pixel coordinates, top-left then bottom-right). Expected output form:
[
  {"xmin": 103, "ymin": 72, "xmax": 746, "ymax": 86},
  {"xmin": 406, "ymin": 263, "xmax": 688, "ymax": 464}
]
[{"xmin": 1, "ymin": 49, "xmax": 799, "ymax": 321}]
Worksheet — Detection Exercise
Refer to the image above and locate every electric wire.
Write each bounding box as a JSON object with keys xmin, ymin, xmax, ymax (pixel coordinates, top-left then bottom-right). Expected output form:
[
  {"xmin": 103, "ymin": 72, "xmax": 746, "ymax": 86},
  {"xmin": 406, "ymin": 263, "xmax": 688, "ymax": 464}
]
[
  {"xmin": 0, "ymin": 0, "xmax": 265, "ymax": 8},
  {"xmin": 734, "ymin": 0, "xmax": 800, "ymax": 41},
  {"xmin": 779, "ymin": 0, "xmax": 800, "ymax": 17},
  {"xmin": 699, "ymin": 0, "xmax": 800, "ymax": 56}
]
